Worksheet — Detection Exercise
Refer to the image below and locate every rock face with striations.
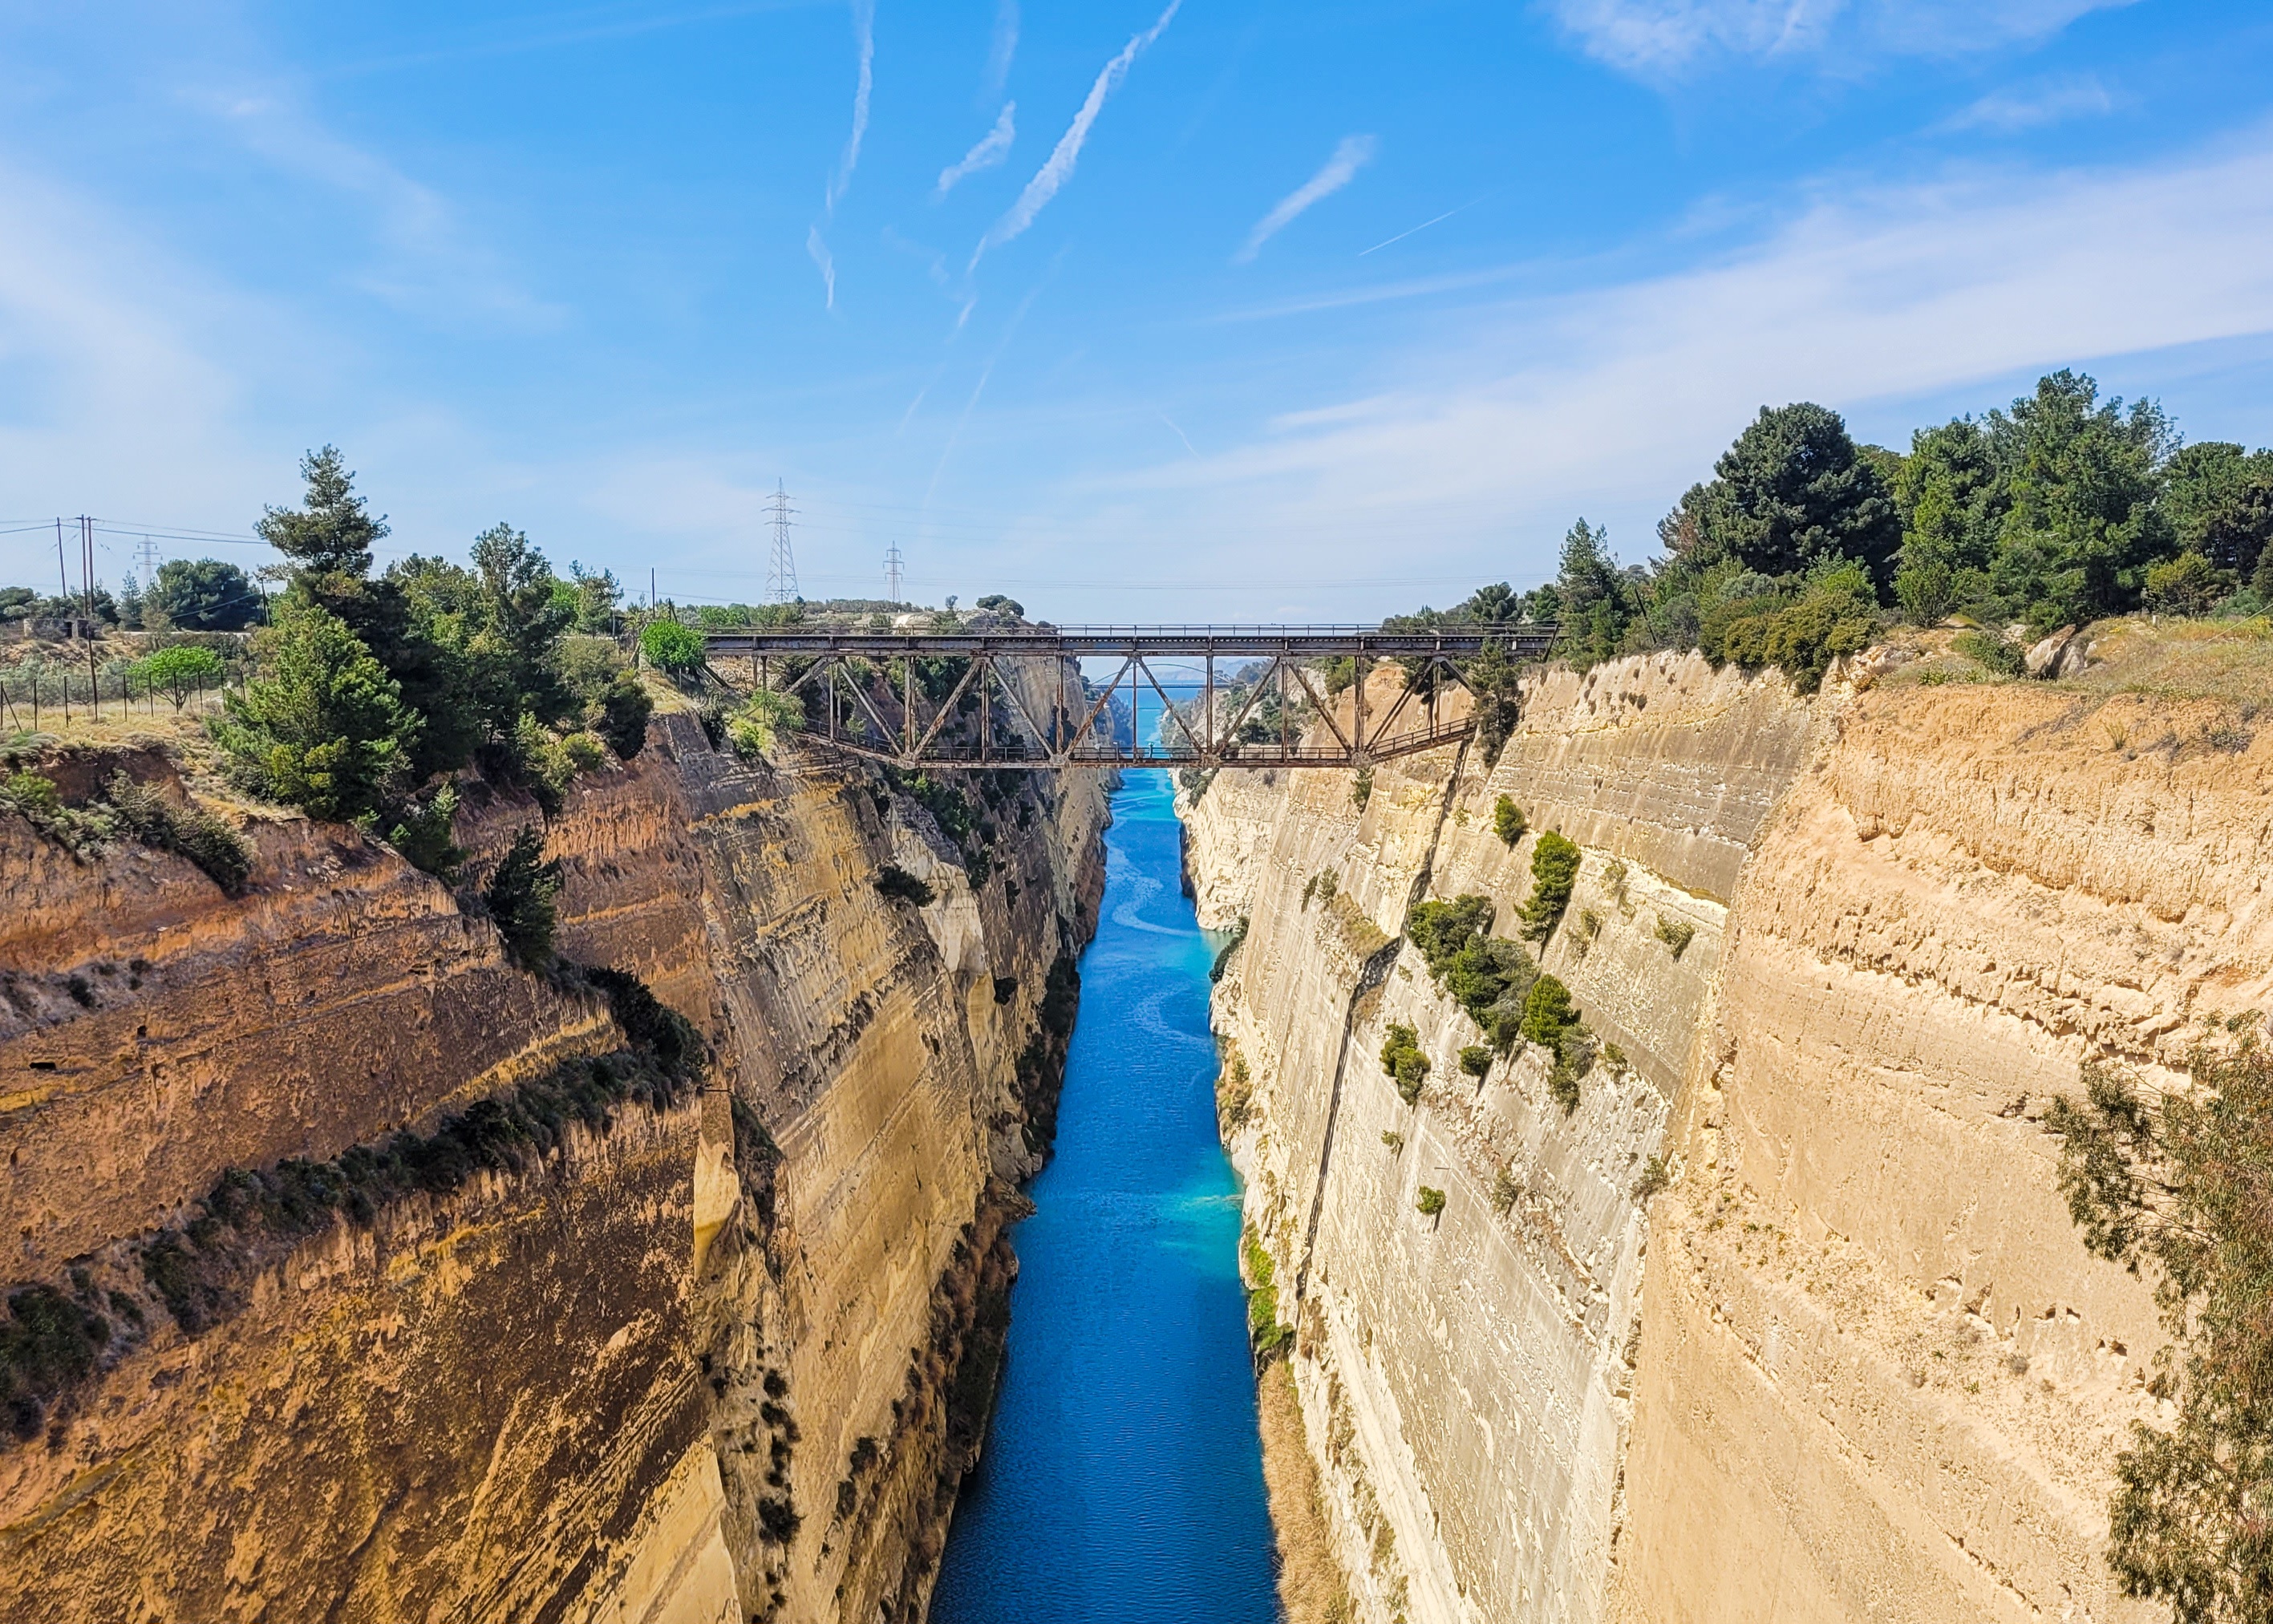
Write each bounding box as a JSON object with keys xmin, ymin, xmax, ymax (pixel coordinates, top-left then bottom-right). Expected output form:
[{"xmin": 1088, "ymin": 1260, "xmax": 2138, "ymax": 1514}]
[
  {"xmin": 0, "ymin": 707, "xmax": 1107, "ymax": 1624},
  {"xmin": 1183, "ymin": 646, "xmax": 2271, "ymax": 1624}
]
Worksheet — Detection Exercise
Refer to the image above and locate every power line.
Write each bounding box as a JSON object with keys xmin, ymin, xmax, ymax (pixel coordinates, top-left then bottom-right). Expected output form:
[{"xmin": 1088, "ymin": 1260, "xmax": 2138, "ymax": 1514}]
[{"xmin": 765, "ymin": 480, "xmax": 798, "ymax": 604}]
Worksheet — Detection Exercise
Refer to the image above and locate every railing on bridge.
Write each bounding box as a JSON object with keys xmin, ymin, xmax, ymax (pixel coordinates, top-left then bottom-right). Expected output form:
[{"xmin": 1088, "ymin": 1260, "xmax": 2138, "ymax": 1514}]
[{"xmin": 699, "ymin": 622, "xmax": 1558, "ymax": 772}]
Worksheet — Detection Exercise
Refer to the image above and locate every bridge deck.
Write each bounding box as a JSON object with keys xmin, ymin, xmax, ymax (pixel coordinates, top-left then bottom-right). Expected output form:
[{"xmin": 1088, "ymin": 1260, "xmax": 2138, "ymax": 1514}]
[{"xmin": 699, "ymin": 622, "xmax": 1557, "ymax": 658}]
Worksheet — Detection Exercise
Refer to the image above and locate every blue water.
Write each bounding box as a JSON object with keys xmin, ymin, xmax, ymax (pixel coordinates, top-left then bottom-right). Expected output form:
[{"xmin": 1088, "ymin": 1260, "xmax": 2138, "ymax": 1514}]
[{"xmin": 929, "ymin": 771, "xmax": 1283, "ymax": 1624}]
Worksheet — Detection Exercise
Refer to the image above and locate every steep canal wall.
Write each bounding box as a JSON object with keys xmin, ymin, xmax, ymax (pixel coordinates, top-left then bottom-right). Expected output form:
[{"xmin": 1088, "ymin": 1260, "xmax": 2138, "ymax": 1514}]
[
  {"xmin": 0, "ymin": 705, "xmax": 1107, "ymax": 1624},
  {"xmin": 1184, "ymin": 641, "xmax": 2272, "ymax": 1623}
]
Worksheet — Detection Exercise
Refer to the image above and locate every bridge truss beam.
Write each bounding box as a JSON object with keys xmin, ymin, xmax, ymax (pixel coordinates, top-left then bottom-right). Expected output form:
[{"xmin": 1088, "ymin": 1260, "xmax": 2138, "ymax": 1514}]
[{"xmin": 702, "ymin": 624, "xmax": 1555, "ymax": 772}]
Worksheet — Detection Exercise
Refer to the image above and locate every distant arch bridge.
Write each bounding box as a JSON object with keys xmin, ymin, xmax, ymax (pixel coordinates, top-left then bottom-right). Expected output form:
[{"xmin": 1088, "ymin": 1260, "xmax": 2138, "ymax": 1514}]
[{"xmin": 699, "ymin": 623, "xmax": 1558, "ymax": 771}]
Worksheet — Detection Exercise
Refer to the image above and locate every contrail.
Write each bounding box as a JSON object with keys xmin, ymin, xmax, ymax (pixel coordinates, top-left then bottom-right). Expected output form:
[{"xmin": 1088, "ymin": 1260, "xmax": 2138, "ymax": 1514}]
[{"xmin": 1236, "ymin": 134, "xmax": 1376, "ymax": 264}]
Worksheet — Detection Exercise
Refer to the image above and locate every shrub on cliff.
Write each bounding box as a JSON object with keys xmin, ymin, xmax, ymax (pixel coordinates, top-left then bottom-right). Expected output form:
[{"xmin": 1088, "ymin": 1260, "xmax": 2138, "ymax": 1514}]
[
  {"xmin": 1415, "ymin": 1186, "xmax": 1447, "ymax": 1218},
  {"xmin": 1519, "ymin": 832, "xmax": 1582, "ymax": 942},
  {"xmin": 1699, "ymin": 559, "xmax": 1879, "ymax": 695},
  {"xmin": 484, "ymin": 825, "xmax": 562, "ymax": 970},
  {"xmin": 1243, "ymin": 1230, "xmax": 1294, "ymax": 1360},
  {"xmin": 1380, "ymin": 1023, "xmax": 1430, "ymax": 1104},
  {"xmin": 1405, "ymin": 894, "xmax": 1536, "ymax": 1033},
  {"xmin": 2047, "ymin": 1026, "xmax": 2273, "ymax": 1621},
  {"xmin": 103, "ymin": 772, "xmax": 253, "ymax": 894},
  {"xmin": 385, "ymin": 784, "xmax": 464, "ymax": 879},
  {"xmin": 1493, "ymin": 796, "xmax": 1527, "ymax": 846},
  {"xmin": 873, "ymin": 863, "xmax": 934, "ymax": 906},
  {"xmin": 0, "ymin": 1284, "xmax": 113, "ymax": 1440},
  {"xmin": 727, "ymin": 689, "xmax": 803, "ymax": 760}
]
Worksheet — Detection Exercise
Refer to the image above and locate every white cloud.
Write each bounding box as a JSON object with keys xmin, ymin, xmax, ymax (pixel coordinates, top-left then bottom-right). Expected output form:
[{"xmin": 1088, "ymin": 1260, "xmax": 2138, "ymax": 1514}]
[
  {"xmin": 185, "ymin": 86, "xmax": 561, "ymax": 329},
  {"xmin": 1079, "ymin": 128, "xmax": 2273, "ymax": 582},
  {"xmin": 1944, "ymin": 72, "xmax": 2117, "ymax": 132},
  {"xmin": 1549, "ymin": 0, "xmax": 2138, "ymax": 77},
  {"xmin": 969, "ymin": 0, "xmax": 1180, "ymax": 275},
  {"xmin": 1235, "ymin": 135, "xmax": 1377, "ymax": 264},
  {"xmin": 981, "ymin": 0, "xmax": 1019, "ymax": 103},
  {"xmin": 829, "ymin": 0, "xmax": 877, "ymax": 209},
  {"xmin": 807, "ymin": 226, "xmax": 837, "ymax": 309},
  {"xmin": 938, "ymin": 103, "xmax": 1017, "ymax": 196}
]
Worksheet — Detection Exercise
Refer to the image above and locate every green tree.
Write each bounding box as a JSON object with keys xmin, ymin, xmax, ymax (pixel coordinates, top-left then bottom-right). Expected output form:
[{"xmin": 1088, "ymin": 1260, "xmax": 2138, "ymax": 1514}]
[
  {"xmin": 132, "ymin": 644, "xmax": 226, "ymax": 710},
  {"xmin": 1664, "ymin": 403, "xmax": 1902, "ymax": 589},
  {"xmin": 471, "ymin": 524, "xmax": 575, "ymax": 724},
  {"xmin": 642, "ymin": 618, "xmax": 706, "ymax": 676},
  {"xmin": 2164, "ymin": 441, "xmax": 2273, "ymax": 581},
  {"xmin": 1554, "ymin": 519, "xmax": 1634, "ymax": 666},
  {"xmin": 484, "ymin": 824, "xmax": 562, "ymax": 970},
  {"xmin": 1893, "ymin": 418, "xmax": 2006, "ymax": 622},
  {"xmin": 1492, "ymin": 796, "xmax": 1527, "ymax": 846},
  {"xmin": 1465, "ymin": 637, "xmax": 1524, "ymax": 763},
  {"xmin": 1520, "ymin": 831, "xmax": 1581, "ymax": 941},
  {"xmin": 148, "ymin": 558, "xmax": 261, "ymax": 631},
  {"xmin": 209, "ymin": 598, "xmax": 419, "ymax": 821},
  {"xmin": 1986, "ymin": 371, "xmax": 2174, "ymax": 627},
  {"xmin": 257, "ymin": 447, "xmax": 387, "ymax": 577}
]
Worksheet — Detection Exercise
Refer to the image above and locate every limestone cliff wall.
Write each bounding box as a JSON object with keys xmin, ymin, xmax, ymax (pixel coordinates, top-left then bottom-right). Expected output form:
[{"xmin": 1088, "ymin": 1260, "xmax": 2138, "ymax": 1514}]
[
  {"xmin": 0, "ymin": 707, "xmax": 1107, "ymax": 1624},
  {"xmin": 1183, "ymin": 646, "xmax": 2271, "ymax": 1624}
]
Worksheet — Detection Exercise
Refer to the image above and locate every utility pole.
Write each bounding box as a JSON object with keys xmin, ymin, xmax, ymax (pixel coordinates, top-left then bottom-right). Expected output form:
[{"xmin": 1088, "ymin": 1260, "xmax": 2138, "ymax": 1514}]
[
  {"xmin": 884, "ymin": 544, "xmax": 903, "ymax": 605},
  {"xmin": 135, "ymin": 533, "xmax": 161, "ymax": 590},
  {"xmin": 766, "ymin": 481, "xmax": 799, "ymax": 605},
  {"xmin": 56, "ymin": 518, "xmax": 68, "ymax": 600},
  {"xmin": 80, "ymin": 516, "xmax": 99, "ymax": 719}
]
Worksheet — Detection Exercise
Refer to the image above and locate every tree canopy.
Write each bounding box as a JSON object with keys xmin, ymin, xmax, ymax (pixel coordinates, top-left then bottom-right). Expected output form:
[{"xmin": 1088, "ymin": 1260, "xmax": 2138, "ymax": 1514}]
[{"xmin": 148, "ymin": 558, "xmax": 261, "ymax": 631}]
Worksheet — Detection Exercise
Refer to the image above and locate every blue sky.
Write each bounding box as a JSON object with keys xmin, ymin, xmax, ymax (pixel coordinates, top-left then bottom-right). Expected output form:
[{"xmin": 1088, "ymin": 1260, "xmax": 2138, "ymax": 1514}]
[{"xmin": 4, "ymin": 0, "xmax": 2273, "ymax": 620}]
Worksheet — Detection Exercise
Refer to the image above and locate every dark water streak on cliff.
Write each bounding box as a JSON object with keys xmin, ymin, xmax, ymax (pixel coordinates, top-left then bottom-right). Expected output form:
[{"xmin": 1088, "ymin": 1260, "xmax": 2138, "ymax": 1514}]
[{"xmin": 930, "ymin": 771, "xmax": 1282, "ymax": 1624}]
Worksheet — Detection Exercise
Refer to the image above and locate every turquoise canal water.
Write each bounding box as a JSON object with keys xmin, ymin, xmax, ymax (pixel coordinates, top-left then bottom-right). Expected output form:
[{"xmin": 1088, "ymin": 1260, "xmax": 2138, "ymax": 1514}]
[{"xmin": 929, "ymin": 770, "xmax": 1283, "ymax": 1623}]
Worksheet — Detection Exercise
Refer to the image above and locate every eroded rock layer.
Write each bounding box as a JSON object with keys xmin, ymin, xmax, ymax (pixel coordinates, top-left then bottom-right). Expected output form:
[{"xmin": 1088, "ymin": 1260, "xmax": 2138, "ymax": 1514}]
[
  {"xmin": 1183, "ymin": 650, "xmax": 2271, "ymax": 1624},
  {"xmin": 0, "ymin": 711, "xmax": 1106, "ymax": 1624}
]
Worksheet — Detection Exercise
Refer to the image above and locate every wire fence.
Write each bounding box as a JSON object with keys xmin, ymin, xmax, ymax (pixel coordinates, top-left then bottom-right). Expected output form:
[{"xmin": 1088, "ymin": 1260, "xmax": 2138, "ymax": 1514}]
[{"xmin": 0, "ymin": 650, "xmax": 245, "ymax": 735}]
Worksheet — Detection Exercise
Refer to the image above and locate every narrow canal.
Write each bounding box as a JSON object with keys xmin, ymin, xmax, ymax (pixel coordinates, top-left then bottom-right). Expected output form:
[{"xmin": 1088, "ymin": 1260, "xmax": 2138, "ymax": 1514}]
[{"xmin": 928, "ymin": 770, "xmax": 1282, "ymax": 1623}]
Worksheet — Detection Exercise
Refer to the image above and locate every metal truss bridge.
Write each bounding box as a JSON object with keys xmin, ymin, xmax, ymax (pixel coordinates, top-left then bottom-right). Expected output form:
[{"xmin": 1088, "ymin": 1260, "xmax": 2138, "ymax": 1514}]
[{"xmin": 700, "ymin": 623, "xmax": 1558, "ymax": 771}]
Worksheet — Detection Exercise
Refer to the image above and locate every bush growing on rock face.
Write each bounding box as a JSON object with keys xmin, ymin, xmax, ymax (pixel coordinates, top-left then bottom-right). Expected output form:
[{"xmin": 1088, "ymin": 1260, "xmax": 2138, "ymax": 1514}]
[
  {"xmin": 1380, "ymin": 1023, "xmax": 1430, "ymax": 1104},
  {"xmin": 1460, "ymin": 1045, "xmax": 1491, "ymax": 1079},
  {"xmin": 1654, "ymin": 913, "xmax": 1696, "ymax": 959},
  {"xmin": 1405, "ymin": 894, "xmax": 1537, "ymax": 1034},
  {"xmin": 1415, "ymin": 1187, "xmax": 1447, "ymax": 1218},
  {"xmin": 727, "ymin": 689, "xmax": 803, "ymax": 760},
  {"xmin": 1520, "ymin": 832, "xmax": 1582, "ymax": 942},
  {"xmin": 873, "ymin": 864, "xmax": 934, "ymax": 906},
  {"xmin": 1521, "ymin": 974, "xmax": 1580, "ymax": 1049},
  {"xmin": 386, "ymin": 784, "xmax": 463, "ymax": 880},
  {"xmin": 102, "ymin": 772, "xmax": 253, "ymax": 894},
  {"xmin": 1493, "ymin": 796, "xmax": 1527, "ymax": 846},
  {"xmin": 2046, "ymin": 1025, "xmax": 2273, "ymax": 1622},
  {"xmin": 484, "ymin": 825, "xmax": 562, "ymax": 970}
]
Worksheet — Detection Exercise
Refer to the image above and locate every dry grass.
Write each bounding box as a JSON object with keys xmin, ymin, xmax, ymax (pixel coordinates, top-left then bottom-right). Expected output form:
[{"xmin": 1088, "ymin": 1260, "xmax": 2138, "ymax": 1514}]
[
  {"xmin": 1254, "ymin": 1358, "xmax": 1354, "ymax": 1624},
  {"xmin": 2058, "ymin": 616, "xmax": 2273, "ymax": 707}
]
